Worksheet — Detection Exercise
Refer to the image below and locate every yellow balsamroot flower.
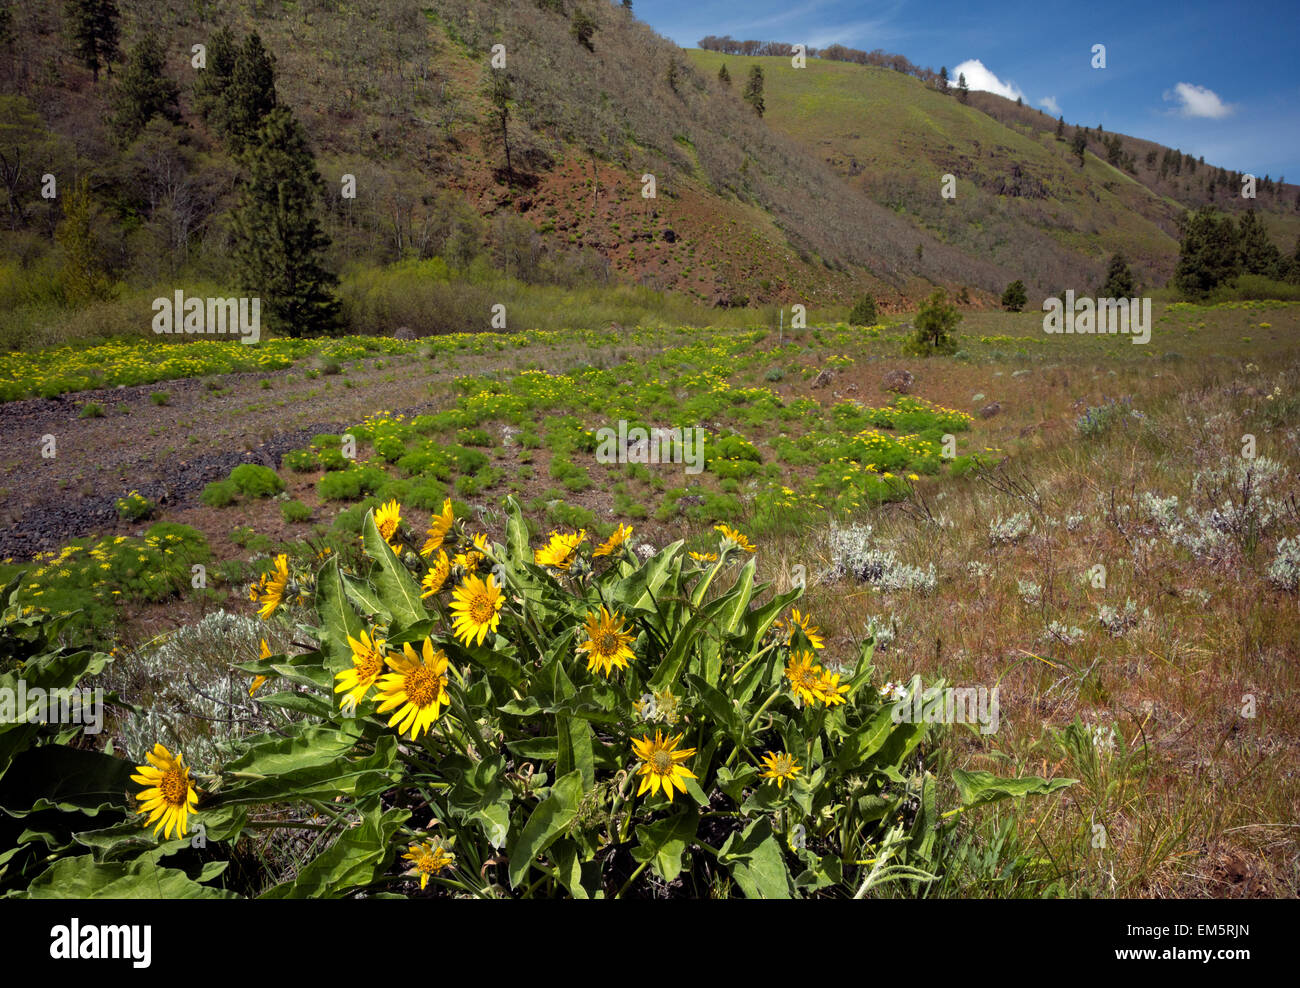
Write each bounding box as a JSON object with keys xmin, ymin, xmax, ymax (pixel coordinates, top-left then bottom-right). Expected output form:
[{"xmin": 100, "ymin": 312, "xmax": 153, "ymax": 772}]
[
  {"xmin": 334, "ymin": 630, "xmax": 389, "ymax": 707},
  {"xmin": 714, "ymin": 524, "xmax": 757, "ymax": 553},
  {"xmin": 131, "ymin": 743, "xmax": 199, "ymax": 840},
  {"xmin": 421, "ymin": 499, "xmax": 455, "ymax": 557},
  {"xmin": 249, "ymin": 639, "xmax": 272, "ymax": 697},
  {"xmin": 576, "ymin": 606, "xmax": 635, "ymax": 676},
  {"xmin": 631, "ymin": 730, "xmax": 697, "ymax": 803},
  {"xmin": 454, "ymin": 532, "xmax": 490, "ymax": 572},
  {"xmin": 759, "ymin": 751, "xmax": 802, "ymax": 788},
  {"xmin": 534, "ymin": 529, "xmax": 585, "ymax": 569},
  {"xmin": 689, "ymin": 551, "xmax": 718, "ymax": 563},
  {"xmin": 816, "ymin": 670, "xmax": 850, "ymax": 707},
  {"xmin": 403, "ymin": 837, "xmax": 456, "ymax": 889},
  {"xmin": 785, "ymin": 651, "xmax": 827, "ymax": 706},
  {"xmin": 252, "ymin": 554, "xmax": 291, "ymax": 620},
  {"xmin": 375, "ymin": 640, "xmax": 450, "ymax": 740},
  {"xmin": 592, "ymin": 523, "xmax": 633, "ymax": 558},
  {"xmin": 449, "ymin": 573, "xmax": 504, "ymax": 647},
  {"xmin": 784, "ymin": 608, "xmax": 824, "ymax": 650},
  {"xmin": 375, "ymin": 499, "xmax": 403, "ymax": 552},
  {"xmin": 421, "ymin": 550, "xmax": 451, "ymax": 598}
]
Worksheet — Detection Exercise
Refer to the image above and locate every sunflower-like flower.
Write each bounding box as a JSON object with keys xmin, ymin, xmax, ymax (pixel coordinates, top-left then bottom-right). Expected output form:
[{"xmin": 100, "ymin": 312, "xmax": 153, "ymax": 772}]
[
  {"xmin": 689, "ymin": 551, "xmax": 718, "ymax": 563},
  {"xmin": 453, "ymin": 532, "xmax": 490, "ymax": 573},
  {"xmin": 251, "ymin": 554, "xmax": 291, "ymax": 620},
  {"xmin": 374, "ymin": 639, "xmax": 450, "ymax": 740},
  {"xmin": 815, "ymin": 670, "xmax": 850, "ymax": 706},
  {"xmin": 759, "ymin": 750, "xmax": 802, "ymax": 788},
  {"xmin": 402, "ymin": 836, "xmax": 456, "ymax": 889},
  {"xmin": 592, "ymin": 524, "xmax": 633, "ymax": 558},
  {"xmin": 249, "ymin": 638, "xmax": 272, "ymax": 697},
  {"xmin": 449, "ymin": 573, "xmax": 504, "ymax": 647},
  {"xmin": 631, "ymin": 730, "xmax": 697, "ymax": 803},
  {"xmin": 333, "ymin": 629, "xmax": 389, "ymax": 707},
  {"xmin": 782, "ymin": 608, "xmax": 825, "ymax": 650},
  {"xmin": 534, "ymin": 530, "xmax": 585, "ymax": 570},
  {"xmin": 576, "ymin": 606, "xmax": 635, "ymax": 676},
  {"xmin": 421, "ymin": 499, "xmax": 455, "ymax": 557},
  {"xmin": 785, "ymin": 651, "xmax": 827, "ymax": 706},
  {"xmin": 375, "ymin": 499, "xmax": 403, "ymax": 553},
  {"xmin": 131, "ymin": 743, "xmax": 199, "ymax": 840},
  {"xmin": 421, "ymin": 550, "xmax": 451, "ymax": 598},
  {"xmin": 714, "ymin": 524, "xmax": 757, "ymax": 554}
]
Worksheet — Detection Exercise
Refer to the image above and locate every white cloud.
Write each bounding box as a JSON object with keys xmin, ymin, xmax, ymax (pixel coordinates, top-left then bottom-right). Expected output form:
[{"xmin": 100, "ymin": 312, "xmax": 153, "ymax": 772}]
[
  {"xmin": 1163, "ymin": 82, "xmax": 1233, "ymax": 119},
  {"xmin": 1039, "ymin": 96, "xmax": 1061, "ymax": 116},
  {"xmin": 950, "ymin": 59, "xmax": 1024, "ymax": 102}
]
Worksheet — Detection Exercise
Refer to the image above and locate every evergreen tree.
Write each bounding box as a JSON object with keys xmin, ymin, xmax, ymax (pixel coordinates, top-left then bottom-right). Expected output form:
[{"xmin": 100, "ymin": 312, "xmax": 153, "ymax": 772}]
[
  {"xmin": 1236, "ymin": 209, "xmax": 1282, "ymax": 277},
  {"xmin": 621, "ymin": 0, "xmax": 632, "ymax": 9},
  {"xmin": 224, "ymin": 32, "xmax": 277, "ymax": 154},
  {"xmin": 743, "ymin": 65, "xmax": 765, "ymax": 116},
  {"xmin": 1071, "ymin": 129, "xmax": 1087, "ymax": 166},
  {"xmin": 912, "ymin": 289, "xmax": 961, "ymax": 354},
  {"xmin": 1286, "ymin": 235, "xmax": 1300, "ymax": 284},
  {"xmin": 1174, "ymin": 207, "xmax": 1240, "ymax": 299},
  {"xmin": 956, "ymin": 72, "xmax": 969, "ymax": 103},
  {"xmin": 1000, "ymin": 279, "xmax": 1027, "ymax": 312},
  {"xmin": 571, "ymin": 8, "xmax": 597, "ymax": 52},
  {"xmin": 231, "ymin": 107, "xmax": 340, "ymax": 338},
  {"xmin": 717, "ymin": 63, "xmax": 730, "ymax": 87},
  {"xmin": 483, "ymin": 69, "xmax": 513, "ymax": 177},
  {"xmin": 1055, "ymin": 115, "xmax": 1064, "ymax": 140},
  {"xmin": 1105, "ymin": 134, "xmax": 1122, "ymax": 166},
  {"xmin": 1101, "ymin": 252, "xmax": 1136, "ymax": 297},
  {"xmin": 848, "ymin": 294, "xmax": 877, "ymax": 325},
  {"xmin": 64, "ymin": 0, "xmax": 120, "ymax": 82},
  {"xmin": 194, "ymin": 25, "xmax": 237, "ymax": 127},
  {"xmin": 111, "ymin": 31, "xmax": 180, "ymax": 145},
  {"xmin": 938, "ymin": 66, "xmax": 948, "ymax": 94}
]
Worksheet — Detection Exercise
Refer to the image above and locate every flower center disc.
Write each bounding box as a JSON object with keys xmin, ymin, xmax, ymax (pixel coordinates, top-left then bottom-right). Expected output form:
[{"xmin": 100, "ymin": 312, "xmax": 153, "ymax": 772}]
[
  {"xmin": 651, "ymin": 750, "xmax": 674, "ymax": 773},
  {"xmin": 160, "ymin": 768, "xmax": 187, "ymax": 806},
  {"xmin": 470, "ymin": 593, "xmax": 494, "ymax": 623},
  {"xmin": 405, "ymin": 667, "xmax": 439, "ymax": 707},
  {"xmin": 595, "ymin": 631, "xmax": 619, "ymax": 655}
]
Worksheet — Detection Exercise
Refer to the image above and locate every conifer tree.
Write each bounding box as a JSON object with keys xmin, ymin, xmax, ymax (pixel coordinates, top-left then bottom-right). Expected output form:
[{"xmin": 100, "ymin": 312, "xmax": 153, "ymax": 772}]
[
  {"xmin": 1174, "ymin": 207, "xmax": 1240, "ymax": 299},
  {"xmin": 956, "ymin": 72, "xmax": 969, "ymax": 103},
  {"xmin": 1101, "ymin": 252, "xmax": 1136, "ymax": 297},
  {"xmin": 717, "ymin": 63, "xmax": 730, "ymax": 86},
  {"xmin": 231, "ymin": 107, "xmax": 340, "ymax": 337},
  {"xmin": 64, "ymin": 0, "xmax": 120, "ymax": 82},
  {"xmin": 743, "ymin": 64, "xmax": 765, "ymax": 116},
  {"xmin": 1055, "ymin": 115, "xmax": 1064, "ymax": 140},
  {"xmin": 1236, "ymin": 209, "xmax": 1281, "ymax": 277},
  {"xmin": 224, "ymin": 32, "xmax": 277, "ymax": 154},
  {"xmin": 938, "ymin": 66, "xmax": 948, "ymax": 94},
  {"xmin": 112, "ymin": 31, "xmax": 180, "ymax": 145}
]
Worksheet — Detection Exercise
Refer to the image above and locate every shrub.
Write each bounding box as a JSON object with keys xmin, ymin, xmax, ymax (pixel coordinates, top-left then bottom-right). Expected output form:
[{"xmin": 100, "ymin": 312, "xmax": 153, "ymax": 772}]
[
  {"xmin": 115, "ymin": 490, "xmax": 154, "ymax": 521},
  {"xmin": 230, "ymin": 463, "xmax": 285, "ymax": 498},
  {"xmin": 283, "ymin": 449, "xmax": 317, "ymax": 473},
  {"xmin": 280, "ymin": 499, "xmax": 312, "ymax": 523},
  {"xmin": 1000, "ymin": 280, "xmax": 1027, "ymax": 312},
  {"xmin": 200, "ymin": 479, "xmax": 239, "ymax": 507},
  {"xmin": 78, "ymin": 402, "xmax": 105, "ymax": 419}
]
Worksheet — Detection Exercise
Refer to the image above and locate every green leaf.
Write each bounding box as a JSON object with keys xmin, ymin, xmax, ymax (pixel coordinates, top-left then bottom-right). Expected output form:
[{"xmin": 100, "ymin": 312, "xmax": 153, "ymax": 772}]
[
  {"xmin": 649, "ymin": 594, "xmax": 733, "ymax": 692},
  {"xmin": 717, "ymin": 816, "xmax": 793, "ymax": 899},
  {"xmin": 215, "ymin": 726, "xmax": 399, "ymax": 805},
  {"xmin": 19, "ymin": 854, "xmax": 238, "ymax": 898},
  {"xmin": 362, "ymin": 509, "xmax": 429, "ymax": 632},
  {"xmin": 631, "ymin": 808, "xmax": 699, "ymax": 883},
  {"xmin": 952, "ymin": 769, "xmax": 1078, "ymax": 809},
  {"xmin": 0, "ymin": 745, "xmax": 135, "ymax": 817},
  {"xmin": 315, "ymin": 555, "xmax": 364, "ymax": 676},
  {"xmin": 343, "ymin": 571, "xmax": 391, "ymax": 623},
  {"xmin": 696, "ymin": 557, "xmax": 755, "ymax": 685},
  {"xmin": 260, "ymin": 802, "xmax": 410, "ymax": 899},
  {"xmin": 507, "ymin": 769, "xmax": 584, "ymax": 889},
  {"xmin": 552, "ymin": 659, "xmax": 595, "ymax": 790}
]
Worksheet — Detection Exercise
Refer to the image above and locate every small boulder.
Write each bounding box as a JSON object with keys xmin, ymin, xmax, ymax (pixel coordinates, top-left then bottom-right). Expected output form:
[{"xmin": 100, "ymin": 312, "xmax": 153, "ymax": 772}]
[
  {"xmin": 979, "ymin": 402, "xmax": 1002, "ymax": 419},
  {"xmin": 811, "ymin": 368, "xmax": 834, "ymax": 389},
  {"xmin": 881, "ymin": 369, "xmax": 915, "ymax": 394}
]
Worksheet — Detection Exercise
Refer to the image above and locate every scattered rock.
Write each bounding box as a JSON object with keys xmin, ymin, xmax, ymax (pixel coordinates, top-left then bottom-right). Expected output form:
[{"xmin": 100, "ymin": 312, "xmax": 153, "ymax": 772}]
[
  {"xmin": 881, "ymin": 369, "xmax": 915, "ymax": 394},
  {"xmin": 811, "ymin": 368, "xmax": 834, "ymax": 389},
  {"xmin": 979, "ymin": 402, "xmax": 1002, "ymax": 419},
  {"xmin": 393, "ymin": 326, "xmax": 416, "ymax": 341}
]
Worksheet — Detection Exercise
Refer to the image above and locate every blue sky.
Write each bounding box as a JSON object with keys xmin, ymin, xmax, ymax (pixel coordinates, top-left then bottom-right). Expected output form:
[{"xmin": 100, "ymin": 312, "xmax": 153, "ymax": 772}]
[{"xmin": 634, "ymin": 0, "xmax": 1300, "ymax": 178}]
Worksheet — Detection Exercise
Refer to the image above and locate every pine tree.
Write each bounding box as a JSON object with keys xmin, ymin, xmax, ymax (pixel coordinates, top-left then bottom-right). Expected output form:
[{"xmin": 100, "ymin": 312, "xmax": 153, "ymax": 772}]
[
  {"xmin": 956, "ymin": 72, "xmax": 969, "ymax": 103},
  {"xmin": 194, "ymin": 25, "xmax": 237, "ymax": 127},
  {"xmin": 483, "ymin": 69, "xmax": 513, "ymax": 177},
  {"xmin": 64, "ymin": 0, "xmax": 120, "ymax": 82},
  {"xmin": 231, "ymin": 107, "xmax": 340, "ymax": 338},
  {"xmin": 717, "ymin": 63, "xmax": 730, "ymax": 87},
  {"xmin": 1101, "ymin": 253, "xmax": 1136, "ymax": 297},
  {"xmin": 1286, "ymin": 235, "xmax": 1300, "ymax": 284},
  {"xmin": 111, "ymin": 31, "xmax": 180, "ymax": 145},
  {"xmin": 1236, "ymin": 209, "xmax": 1281, "ymax": 277},
  {"xmin": 1000, "ymin": 279, "xmax": 1027, "ymax": 312},
  {"xmin": 1071, "ymin": 129, "xmax": 1087, "ymax": 166},
  {"xmin": 938, "ymin": 66, "xmax": 948, "ymax": 94},
  {"xmin": 1174, "ymin": 207, "xmax": 1240, "ymax": 299},
  {"xmin": 1055, "ymin": 115, "xmax": 1064, "ymax": 140},
  {"xmin": 743, "ymin": 65, "xmax": 765, "ymax": 117},
  {"xmin": 224, "ymin": 32, "xmax": 277, "ymax": 154},
  {"xmin": 1105, "ymin": 134, "xmax": 1122, "ymax": 166}
]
